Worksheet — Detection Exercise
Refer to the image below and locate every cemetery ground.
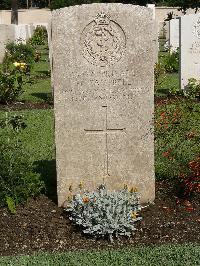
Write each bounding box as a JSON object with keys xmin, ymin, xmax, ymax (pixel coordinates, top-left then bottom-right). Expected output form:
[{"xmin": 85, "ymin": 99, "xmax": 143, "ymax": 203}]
[{"xmin": 0, "ymin": 44, "xmax": 199, "ymax": 262}]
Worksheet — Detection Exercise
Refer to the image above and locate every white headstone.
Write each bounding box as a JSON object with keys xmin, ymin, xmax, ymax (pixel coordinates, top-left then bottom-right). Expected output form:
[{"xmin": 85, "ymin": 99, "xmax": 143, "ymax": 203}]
[
  {"xmin": 146, "ymin": 4, "xmax": 155, "ymax": 19},
  {"xmin": 180, "ymin": 14, "xmax": 200, "ymax": 90},
  {"xmin": 52, "ymin": 4, "xmax": 155, "ymax": 207},
  {"xmin": 0, "ymin": 24, "xmax": 15, "ymax": 63},
  {"xmin": 15, "ymin": 24, "xmax": 29, "ymax": 43},
  {"xmin": 169, "ymin": 18, "xmax": 180, "ymax": 52}
]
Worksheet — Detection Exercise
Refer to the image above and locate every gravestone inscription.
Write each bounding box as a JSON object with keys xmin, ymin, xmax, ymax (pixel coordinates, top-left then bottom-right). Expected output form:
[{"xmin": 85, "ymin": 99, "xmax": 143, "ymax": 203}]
[{"xmin": 52, "ymin": 4, "xmax": 155, "ymax": 207}]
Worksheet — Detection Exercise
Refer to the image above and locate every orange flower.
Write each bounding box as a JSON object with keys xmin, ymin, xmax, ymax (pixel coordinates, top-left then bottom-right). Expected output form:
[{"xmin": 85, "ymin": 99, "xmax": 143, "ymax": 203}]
[
  {"xmin": 160, "ymin": 112, "xmax": 166, "ymax": 117},
  {"xmin": 82, "ymin": 196, "xmax": 90, "ymax": 203},
  {"xmin": 162, "ymin": 148, "xmax": 172, "ymax": 158}
]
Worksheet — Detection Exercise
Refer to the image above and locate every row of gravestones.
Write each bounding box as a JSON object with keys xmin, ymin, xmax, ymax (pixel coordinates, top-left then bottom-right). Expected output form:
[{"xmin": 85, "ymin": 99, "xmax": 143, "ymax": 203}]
[
  {"xmin": 164, "ymin": 13, "xmax": 200, "ymax": 90},
  {"xmin": 50, "ymin": 4, "xmax": 200, "ymax": 207},
  {"xmin": 0, "ymin": 23, "xmax": 48, "ymax": 63}
]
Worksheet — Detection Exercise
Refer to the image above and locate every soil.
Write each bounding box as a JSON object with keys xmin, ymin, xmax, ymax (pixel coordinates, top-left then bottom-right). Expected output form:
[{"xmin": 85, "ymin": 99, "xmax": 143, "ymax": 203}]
[
  {"xmin": 0, "ymin": 181, "xmax": 199, "ymax": 257},
  {"xmin": 0, "ymin": 96, "xmax": 198, "ymax": 111},
  {"xmin": 0, "ymin": 101, "xmax": 53, "ymax": 111}
]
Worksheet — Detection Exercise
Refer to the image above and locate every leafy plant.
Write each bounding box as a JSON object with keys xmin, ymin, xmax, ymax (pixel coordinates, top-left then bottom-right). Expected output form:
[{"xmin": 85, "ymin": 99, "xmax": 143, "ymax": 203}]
[
  {"xmin": 177, "ymin": 156, "xmax": 200, "ymax": 198},
  {"xmin": 155, "ymin": 99, "xmax": 200, "ymax": 198},
  {"xmin": 3, "ymin": 42, "xmax": 35, "ymax": 71},
  {"xmin": 0, "ymin": 60, "xmax": 31, "ymax": 104},
  {"xmin": 0, "ymin": 113, "xmax": 45, "ymax": 213},
  {"xmin": 184, "ymin": 78, "xmax": 200, "ymax": 100},
  {"xmin": 28, "ymin": 26, "xmax": 48, "ymax": 46},
  {"xmin": 65, "ymin": 184, "xmax": 142, "ymax": 242},
  {"xmin": 163, "ymin": 49, "xmax": 179, "ymax": 73}
]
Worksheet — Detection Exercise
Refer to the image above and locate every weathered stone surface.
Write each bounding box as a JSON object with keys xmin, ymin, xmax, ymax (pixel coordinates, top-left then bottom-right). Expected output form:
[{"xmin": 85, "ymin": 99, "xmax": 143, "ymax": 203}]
[
  {"xmin": 0, "ymin": 24, "xmax": 15, "ymax": 63},
  {"xmin": 15, "ymin": 24, "xmax": 31, "ymax": 43},
  {"xmin": 169, "ymin": 18, "xmax": 180, "ymax": 52},
  {"xmin": 52, "ymin": 4, "xmax": 155, "ymax": 207},
  {"xmin": 180, "ymin": 14, "xmax": 200, "ymax": 90}
]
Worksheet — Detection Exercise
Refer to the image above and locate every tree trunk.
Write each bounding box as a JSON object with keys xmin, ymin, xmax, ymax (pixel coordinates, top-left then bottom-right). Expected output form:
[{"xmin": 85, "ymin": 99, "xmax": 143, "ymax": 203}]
[{"xmin": 11, "ymin": 0, "xmax": 18, "ymax": 25}]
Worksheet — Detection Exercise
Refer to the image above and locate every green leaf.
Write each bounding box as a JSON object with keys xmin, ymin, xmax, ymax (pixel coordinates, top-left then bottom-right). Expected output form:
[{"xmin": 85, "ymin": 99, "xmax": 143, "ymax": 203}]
[{"xmin": 6, "ymin": 196, "xmax": 16, "ymax": 214}]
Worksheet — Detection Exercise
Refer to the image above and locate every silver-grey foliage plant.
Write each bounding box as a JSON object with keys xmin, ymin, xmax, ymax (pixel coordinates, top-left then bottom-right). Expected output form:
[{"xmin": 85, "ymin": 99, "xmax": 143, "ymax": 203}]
[{"xmin": 65, "ymin": 184, "xmax": 142, "ymax": 242}]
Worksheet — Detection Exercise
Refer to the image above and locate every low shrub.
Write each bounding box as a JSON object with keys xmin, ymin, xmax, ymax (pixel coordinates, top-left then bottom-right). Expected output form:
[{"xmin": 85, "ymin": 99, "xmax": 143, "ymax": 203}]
[
  {"xmin": 184, "ymin": 78, "xmax": 200, "ymax": 100},
  {"xmin": 65, "ymin": 184, "xmax": 142, "ymax": 242},
  {"xmin": 0, "ymin": 62, "xmax": 29, "ymax": 104},
  {"xmin": 3, "ymin": 42, "xmax": 35, "ymax": 71},
  {"xmin": 177, "ymin": 156, "xmax": 200, "ymax": 198},
  {"xmin": 0, "ymin": 114, "xmax": 45, "ymax": 213},
  {"xmin": 155, "ymin": 101, "xmax": 200, "ymax": 198},
  {"xmin": 163, "ymin": 49, "xmax": 179, "ymax": 73},
  {"xmin": 28, "ymin": 26, "xmax": 48, "ymax": 46}
]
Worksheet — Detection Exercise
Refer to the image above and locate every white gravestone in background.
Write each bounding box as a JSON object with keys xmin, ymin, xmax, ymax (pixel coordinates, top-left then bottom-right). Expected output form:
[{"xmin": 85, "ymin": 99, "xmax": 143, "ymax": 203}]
[
  {"xmin": 169, "ymin": 18, "xmax": 180, "ymax": 52},
  {"xmin": 0, "ymin": 24, "xmax": 15, "ymax": 63},
  {"xmin": 15, "ymin": 24, "xmax": 29, "ymax": 43},
  {"xmin": 52, "ymin": 4, "xmax": 155, "ymax": 207},
  {"xmin": 180, "ymin": 14, "xmax": 200, "ymax": 90}
]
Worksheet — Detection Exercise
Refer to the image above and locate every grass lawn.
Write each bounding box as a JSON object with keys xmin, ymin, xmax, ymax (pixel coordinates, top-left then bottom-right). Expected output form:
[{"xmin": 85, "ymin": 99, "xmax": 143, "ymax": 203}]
[
  {"xmin": 0, "ymin": 244, "xmax": 199, "ymax": 266},
  {"xmin": 20, "ymin": 45, "xmax": 51, "ymax": 103}
]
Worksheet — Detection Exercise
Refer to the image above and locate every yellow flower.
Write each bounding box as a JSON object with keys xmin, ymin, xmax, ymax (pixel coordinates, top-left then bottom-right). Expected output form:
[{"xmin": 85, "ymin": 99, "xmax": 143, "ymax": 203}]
[
  {"xmin": 78, "ymin": 181, "xmax": 84, "ymax": 190},
  {"xmin": 20, "ymin": 65, "xmax": 25, "ymax": 69},
  {"xmin": 67, "ymin": 195, "xmax": 73, "ymax": 202},
  {"xmin": 124, "ymin": 184, "xmax": 128, "ymax": 190},
  {"xmin": 13, "ymin": 62, "xmax": 20, "ymax": 67},
  {"xmin": 131, "ymin": 211, "xmax": 137, "ymax": 219},
  {"xmin": 20, "ymin": 62, "xmax": 26, "ymax": 66},
  {"xmin": 130, "ymin": 187, "xmax": 138, "ymax": 193}
]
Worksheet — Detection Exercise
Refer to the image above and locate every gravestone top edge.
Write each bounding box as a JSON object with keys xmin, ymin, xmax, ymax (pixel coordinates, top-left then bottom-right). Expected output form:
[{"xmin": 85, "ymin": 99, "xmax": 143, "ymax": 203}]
[{"xmin": 52, "ymin": 3, "xmax": 153, "ymax": 16}]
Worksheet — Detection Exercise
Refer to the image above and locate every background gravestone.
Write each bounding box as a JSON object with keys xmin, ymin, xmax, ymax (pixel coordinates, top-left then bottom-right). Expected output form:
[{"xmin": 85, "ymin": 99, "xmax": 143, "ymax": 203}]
[
  {"xmin": 52, "ymin": 4, "xmax": 155, "ymax": 207},
  {"xmin": 169, "ymin": 18, "xmax": 180, "ymax": 52},
  {"xmin": 180, "ymin": 14, "xmax": 200, "ymax": 90},
  {"xmin": 0, "ymin": 24, "xmax": 15, "ymax": 63}
]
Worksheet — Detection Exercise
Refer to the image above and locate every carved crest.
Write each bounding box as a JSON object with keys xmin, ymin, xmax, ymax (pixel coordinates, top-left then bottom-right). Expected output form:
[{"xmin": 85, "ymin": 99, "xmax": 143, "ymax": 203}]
[
  {"xmin": 193, "ymin": 17, "xmax": 200, "ymax": 39},
  {"xmin": 81, "ymin": 12, "xmax": 126, "ymax": 67}
]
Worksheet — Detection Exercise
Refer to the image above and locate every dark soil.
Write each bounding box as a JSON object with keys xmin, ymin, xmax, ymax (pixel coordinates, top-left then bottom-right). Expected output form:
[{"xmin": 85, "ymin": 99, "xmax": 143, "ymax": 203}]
[
  {"xmin": 0, "ymin": 96, "xmax": 198, "ymax": 111},
  {"xmin": 0, "ymin": 101, "xmax": 53, "ymax": 111},
  {"xmin": 0, "ymin": 181, "xmax": 199, "ymax": 257}
]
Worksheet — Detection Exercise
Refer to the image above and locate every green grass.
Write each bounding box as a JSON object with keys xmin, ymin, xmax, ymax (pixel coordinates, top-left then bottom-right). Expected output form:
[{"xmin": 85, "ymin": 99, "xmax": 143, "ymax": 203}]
[
  {"xmin": 156, "ymin": 72, "xmax": 179, "ymax": 97},
  {"xmin": 0, "ymin": 244, "xmax": 199, "ymax": 266},
  {"xmin": 21, "ymin": 45, "xmax": 51, "ymax": 103},
  {"xmin": 0, "ymin": 109, "xmax": 56, "ymax": 201}
]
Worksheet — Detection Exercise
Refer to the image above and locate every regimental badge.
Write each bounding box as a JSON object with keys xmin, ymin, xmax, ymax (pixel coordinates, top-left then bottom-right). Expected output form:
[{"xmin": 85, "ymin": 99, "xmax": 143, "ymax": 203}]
[{"xmin": 81, "ymin": 12, "xmax": 126, "ymax": 67}]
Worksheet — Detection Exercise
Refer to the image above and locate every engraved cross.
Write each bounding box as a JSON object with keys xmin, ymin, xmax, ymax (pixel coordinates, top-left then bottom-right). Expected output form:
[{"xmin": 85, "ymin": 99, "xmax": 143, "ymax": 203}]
[{"xmin": 84, "ymin": 106, "xmax": 126, "ymax": 177}]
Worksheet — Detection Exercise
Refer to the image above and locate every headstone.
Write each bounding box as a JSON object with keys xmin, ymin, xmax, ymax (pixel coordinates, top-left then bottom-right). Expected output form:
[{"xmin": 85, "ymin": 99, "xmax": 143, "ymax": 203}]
[
  {"xmin": 146, "ymin": 4, "xmax": 155, "ymax": 19},
  {"xmin": 169, "ymin": 18, "xmax": 180, "ymax": 52},
  {"xmin": 180, "ymin": 14, "xmax": 200, "ymax": 90},
  {"xmin": 15, "ymin": 24, "xmax": 29, "ymax": 43},
  {"xmin": 147, "ymin": 4, "xmax": 158, "ymax": 62},
  {"xmin": 0, "ymin": 24, "xmax": 15, "ymax": 63},
  {"xmin": 163, "ymin": 21, "xmax": 170, "ymax": 50},
  {"xmin": 52, "ymin": 4, "xmax": 155, "ymax": 207}
]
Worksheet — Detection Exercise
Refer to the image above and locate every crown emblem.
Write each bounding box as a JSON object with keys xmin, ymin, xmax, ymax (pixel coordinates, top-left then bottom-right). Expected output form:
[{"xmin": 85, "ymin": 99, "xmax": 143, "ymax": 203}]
[{"xmin": 94, "ymin": 12, "xmax": 110, "ymax": 26}]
